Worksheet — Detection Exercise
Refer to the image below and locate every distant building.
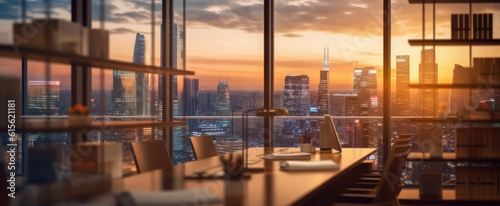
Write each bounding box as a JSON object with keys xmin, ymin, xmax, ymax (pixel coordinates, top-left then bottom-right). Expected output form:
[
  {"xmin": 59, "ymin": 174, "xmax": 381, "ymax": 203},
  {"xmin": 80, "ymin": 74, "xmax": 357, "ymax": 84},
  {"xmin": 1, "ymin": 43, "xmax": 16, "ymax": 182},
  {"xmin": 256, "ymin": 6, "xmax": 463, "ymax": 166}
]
[
  {"xmin": 216, "ymin": 81, "xmax": 231, "ymax": 116},
  {"xmin": 396, "ymin": 55, "xmax": 410, "ymax": 116},
  {"xmin": 183, "ymin": 78, "xmax": 199, "ymax": 129},
  {"xmin": 134, "ymin": 33, "xmax": 149, "ymax": 116},
  {"xmin": 28, "ymin": 81, "xmax": 60, "ymax": 115},
  {"xmin": 331, "ymin": 93, "xmax": 358, "ymax": 116},
  {"xmin": 419, "ymin": 49, "xmax": 438, "ymax": 116},
  {"xmin": 318, "ymin": 45, "xmax": 330, "ymax": 116},
  {"xmin": 284, "ymin": 75, "xmax": 310, "ymax": 116},
  {"xmin": 353, "ymin": 67, "xmax": 378, "ymax": 116},
  {"xmin": 216, "ymin": 81, "xmax": 231, "ymax": 128}
]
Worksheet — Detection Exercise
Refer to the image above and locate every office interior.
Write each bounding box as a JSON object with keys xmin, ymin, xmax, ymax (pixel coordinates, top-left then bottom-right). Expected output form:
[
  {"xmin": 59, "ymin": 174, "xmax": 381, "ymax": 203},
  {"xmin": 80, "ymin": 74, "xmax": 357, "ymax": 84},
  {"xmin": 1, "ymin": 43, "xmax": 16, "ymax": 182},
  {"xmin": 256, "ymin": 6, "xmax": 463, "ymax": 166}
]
[{"xmin": 1, "ymin": 0, "xmax": 500, "ymax": 205}]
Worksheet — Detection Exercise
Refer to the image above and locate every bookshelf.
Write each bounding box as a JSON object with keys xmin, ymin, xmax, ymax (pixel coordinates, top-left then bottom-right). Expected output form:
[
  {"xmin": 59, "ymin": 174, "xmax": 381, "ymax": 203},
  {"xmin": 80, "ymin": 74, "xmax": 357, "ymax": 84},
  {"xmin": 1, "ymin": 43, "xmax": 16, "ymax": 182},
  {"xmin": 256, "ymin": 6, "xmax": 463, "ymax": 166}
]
[
  {"xmin": 408, "ymin": 152, "xmax": 500, "ymax": 163},
  {"xmin": 408, "ymin": 117, "xmax": 500, "ymax": 123},
  {"xmin": 398, "ymin": 188, "xmax": 500, "ymax": 205},
  {"xmin": 408, "ymin": 39, "xmax": 500, "ymax": 46},
  {"xmin": 409, "ymin": 83, "xmax": 500, "ymax": 89},
  {"xmin": 409, "ymin": 0, "xmax": 498, "ymax": 4},
  {"xmin": 0, "ymin": 118, "xmax": 187, "ymax": 133},
  {"xmin": 0, "ymin": 45, "xmax": 194, "ymax": 75},
  {"xmin": 405, "ymin": 0, "xmax": 500, "ymax": 203}
]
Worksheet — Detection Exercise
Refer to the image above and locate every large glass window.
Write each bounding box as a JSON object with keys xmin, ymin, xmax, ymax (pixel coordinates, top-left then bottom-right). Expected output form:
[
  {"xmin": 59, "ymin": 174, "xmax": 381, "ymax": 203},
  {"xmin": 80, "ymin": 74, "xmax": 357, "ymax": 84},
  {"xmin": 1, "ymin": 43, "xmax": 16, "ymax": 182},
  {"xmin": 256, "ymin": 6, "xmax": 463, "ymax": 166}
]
[
  {"xmin": 172, "ymin": 0, "xmax": 264, "ymax": 164},
  {"xmin": 273, "ymin": 0, "xmax": 384, "ymax": 166}
]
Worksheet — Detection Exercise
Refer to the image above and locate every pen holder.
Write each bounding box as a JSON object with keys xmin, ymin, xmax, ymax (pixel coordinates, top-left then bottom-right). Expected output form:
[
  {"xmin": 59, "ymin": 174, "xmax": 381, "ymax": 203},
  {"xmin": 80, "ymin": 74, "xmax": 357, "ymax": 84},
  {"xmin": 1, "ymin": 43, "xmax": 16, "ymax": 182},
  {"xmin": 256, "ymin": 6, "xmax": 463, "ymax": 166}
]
[{"xmin": 300, "ymin": 143, "xmax": 314, "ymax": 153}]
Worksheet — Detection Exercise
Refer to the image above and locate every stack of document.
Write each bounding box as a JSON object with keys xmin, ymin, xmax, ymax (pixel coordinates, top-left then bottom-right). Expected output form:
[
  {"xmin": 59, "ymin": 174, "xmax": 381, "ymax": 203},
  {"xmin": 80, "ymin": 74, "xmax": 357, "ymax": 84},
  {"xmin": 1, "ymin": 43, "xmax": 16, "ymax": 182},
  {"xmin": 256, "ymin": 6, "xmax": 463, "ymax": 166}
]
[
  {"xmin": 280, "ymin": 160, "xmax": 339, "ymax": 171},
  {"xmin": 263, "ymin": 152, "xmax": 311, "ymax": 160}
]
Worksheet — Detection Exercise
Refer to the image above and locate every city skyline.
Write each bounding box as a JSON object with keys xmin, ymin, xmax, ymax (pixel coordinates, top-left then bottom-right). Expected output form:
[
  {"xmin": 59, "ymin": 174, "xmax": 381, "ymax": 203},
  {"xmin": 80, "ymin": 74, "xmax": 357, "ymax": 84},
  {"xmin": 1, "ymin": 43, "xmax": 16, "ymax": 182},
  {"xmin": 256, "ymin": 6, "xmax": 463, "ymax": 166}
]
[{"xmin": 2, "ymin": 1, "xmax": 499, "ymax": 92}]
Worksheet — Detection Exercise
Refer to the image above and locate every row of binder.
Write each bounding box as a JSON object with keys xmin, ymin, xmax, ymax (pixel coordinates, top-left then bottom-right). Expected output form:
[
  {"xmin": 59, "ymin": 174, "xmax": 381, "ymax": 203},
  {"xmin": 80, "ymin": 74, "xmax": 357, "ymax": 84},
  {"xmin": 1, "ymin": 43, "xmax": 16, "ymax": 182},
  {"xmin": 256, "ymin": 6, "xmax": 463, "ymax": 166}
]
[
  {"xmin": 455, "ymin": 128, "xmax": 500, "ymax": 159},
  {"xmin": 456, "ymin": 167, "xmax": 499, "ymax": 199},
  {"xmin": 451, "ymin": 14, "xmax": 493, "ymax": 40}
]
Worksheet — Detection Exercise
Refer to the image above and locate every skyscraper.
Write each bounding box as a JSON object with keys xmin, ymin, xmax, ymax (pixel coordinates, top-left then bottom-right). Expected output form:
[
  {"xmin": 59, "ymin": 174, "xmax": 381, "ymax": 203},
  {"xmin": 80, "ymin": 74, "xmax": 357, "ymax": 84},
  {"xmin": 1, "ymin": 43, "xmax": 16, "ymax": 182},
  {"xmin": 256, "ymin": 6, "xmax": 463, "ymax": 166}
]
[
  {"xmin": 353, "ymin": 67, "xmax": 377, "ymax": 148},
  {"xmin": 112, "ymin": 33, "xmax": 150, "ymax": 116},
  {"xmin": 318, "ymin": 45, "xmax": 330, "ymax": 116},
  {"xmin": 112, "ymin": 69, "xmax": 136, "ymax": 115},
  {"xmin": 182, "ymin": 78, "xmax": 199, "ymax": 117},
  {"xmin": 216, "ymin": 80, "xmax": 231, "ymax": 128},
  {"xmin": 284, "ymin": 75, "xmax": 310, "ymax": 116},
  {"xmin": 158, "ymin": 24, "xmax": 186, "ymax": 164},
  {"xmin": 419, "ymin": 49, "xmax": 438, "ymax": 116},
  {"xmin": 396, "ymin": 55, "xmax": 410, "ymax": 116},
  {"xmin": 353, "ymin": 67, "xmax": 377, "ymax": 116},
  {"xmin": 28, "ymin": 81, "xmax": 60, "ymax": 115},
  {"xmin": 133, "ymin": 33, "xmax": 149, "ymax": 116},
  {"xmin": 216, "ymin": 81, "xmax": 231, "ymax": 116}
]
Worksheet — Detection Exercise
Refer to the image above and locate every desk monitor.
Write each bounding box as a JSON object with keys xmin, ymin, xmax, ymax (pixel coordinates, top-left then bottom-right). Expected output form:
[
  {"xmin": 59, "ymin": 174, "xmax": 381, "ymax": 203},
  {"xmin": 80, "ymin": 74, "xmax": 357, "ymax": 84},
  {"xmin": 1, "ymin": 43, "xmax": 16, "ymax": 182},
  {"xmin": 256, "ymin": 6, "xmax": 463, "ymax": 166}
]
[{"xmin": 320, "ymin": 115, "xmax": 342, "ymax": 153}]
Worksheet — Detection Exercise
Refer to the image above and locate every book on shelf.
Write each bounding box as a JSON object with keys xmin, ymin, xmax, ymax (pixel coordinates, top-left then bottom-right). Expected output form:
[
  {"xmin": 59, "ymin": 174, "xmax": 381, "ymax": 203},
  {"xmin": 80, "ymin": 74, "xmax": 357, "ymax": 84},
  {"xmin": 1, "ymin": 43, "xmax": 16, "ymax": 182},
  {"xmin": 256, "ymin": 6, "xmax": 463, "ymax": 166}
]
[
  {"xmin": 488, "ymin": 13, "xmax": 493, "ymax": 40},
  {"xmin": 455, "ymin": 128, "xmax": 499, "ymax": 159},
  {"xmin": 464, "ymin": 14, "xmax": 470, "ymax": 40},
  {"xmin": 473, "ymin": 13, "xmax": 494, "ymax": 40},
  {"xmin": 452, "ymin": 14, "xmax": 459, "ymax": 40},
  {"xmin": 456, "ymin": 167, "xmax": 499, "ymax": 200},
  {"xmin": 459, "ymin": 14, "xmax": 465, "ymax": 39}
]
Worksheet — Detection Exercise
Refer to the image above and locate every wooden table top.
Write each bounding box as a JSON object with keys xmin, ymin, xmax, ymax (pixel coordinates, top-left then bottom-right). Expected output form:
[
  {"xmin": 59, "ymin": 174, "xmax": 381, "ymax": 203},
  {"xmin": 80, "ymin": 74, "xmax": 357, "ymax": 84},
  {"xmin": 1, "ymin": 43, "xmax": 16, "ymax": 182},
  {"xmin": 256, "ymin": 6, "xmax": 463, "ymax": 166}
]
[{"xmin": 116, "ymin": 147, "xmax": 377, "ymax": 206}]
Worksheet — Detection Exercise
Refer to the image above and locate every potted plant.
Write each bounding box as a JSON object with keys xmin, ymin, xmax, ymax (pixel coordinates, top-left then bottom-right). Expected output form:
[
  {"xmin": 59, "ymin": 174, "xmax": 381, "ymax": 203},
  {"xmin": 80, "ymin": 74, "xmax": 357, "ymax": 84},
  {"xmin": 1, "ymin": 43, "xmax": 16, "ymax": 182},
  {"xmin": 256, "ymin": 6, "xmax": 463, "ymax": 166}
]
[{"xmin": 67, "ymin": 104, "xmax": 91, "ymax": 125}]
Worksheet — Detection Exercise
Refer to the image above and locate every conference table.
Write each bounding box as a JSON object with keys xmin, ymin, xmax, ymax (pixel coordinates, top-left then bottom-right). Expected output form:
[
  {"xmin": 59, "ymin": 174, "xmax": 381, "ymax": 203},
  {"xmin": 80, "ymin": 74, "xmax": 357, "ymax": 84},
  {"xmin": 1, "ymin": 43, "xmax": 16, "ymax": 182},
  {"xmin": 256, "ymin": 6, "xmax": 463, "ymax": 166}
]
[{"xmin": 115, "ymin": 147, "xmax": 378, "ymax": 206}]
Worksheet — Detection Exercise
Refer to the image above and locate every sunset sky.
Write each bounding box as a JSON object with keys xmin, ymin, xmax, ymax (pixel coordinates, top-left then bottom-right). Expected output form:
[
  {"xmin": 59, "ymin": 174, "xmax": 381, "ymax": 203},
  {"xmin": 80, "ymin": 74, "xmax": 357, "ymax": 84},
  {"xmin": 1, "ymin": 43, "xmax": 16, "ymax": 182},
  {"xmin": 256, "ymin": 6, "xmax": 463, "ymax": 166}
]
[{"xmin": 1, "ymin": 0, "xmax": 500, "ymax": 91}]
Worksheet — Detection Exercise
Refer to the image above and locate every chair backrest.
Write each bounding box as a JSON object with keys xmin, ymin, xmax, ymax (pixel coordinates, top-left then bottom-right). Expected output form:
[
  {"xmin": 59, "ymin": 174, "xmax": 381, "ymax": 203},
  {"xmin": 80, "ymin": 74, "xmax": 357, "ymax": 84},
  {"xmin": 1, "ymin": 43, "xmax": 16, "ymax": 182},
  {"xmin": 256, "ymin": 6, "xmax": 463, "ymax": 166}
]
[
  {"xmin": 131, "ymin": 140, "xmax": 173, "ymax": 173},
  {"xmin": 374, "ymin": 150, "xmax": 410, "ymax": 205},
  {"xmin": 382, "ymin": 144, "xmax": 410, "ymax": 172},
  {"xmin": 189, "ymin": 135, "xmax": 218, "ymax": 160}
]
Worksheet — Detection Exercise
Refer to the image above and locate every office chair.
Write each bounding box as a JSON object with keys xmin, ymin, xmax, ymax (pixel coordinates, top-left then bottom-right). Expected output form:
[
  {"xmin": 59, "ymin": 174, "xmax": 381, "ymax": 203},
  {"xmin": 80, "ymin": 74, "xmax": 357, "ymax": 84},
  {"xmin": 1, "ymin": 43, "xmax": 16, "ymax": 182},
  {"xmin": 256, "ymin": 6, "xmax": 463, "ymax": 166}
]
[
  {"xmin": 333, "ymin": 149, "xmax": 411, "ymax": 206},
  {"xmin": 189, "ymin": 135, "xmax": 218, "ymax": 160},
  {"xmin": 131, "ymin": 140, "xmax": 173, "ymax": 173}
]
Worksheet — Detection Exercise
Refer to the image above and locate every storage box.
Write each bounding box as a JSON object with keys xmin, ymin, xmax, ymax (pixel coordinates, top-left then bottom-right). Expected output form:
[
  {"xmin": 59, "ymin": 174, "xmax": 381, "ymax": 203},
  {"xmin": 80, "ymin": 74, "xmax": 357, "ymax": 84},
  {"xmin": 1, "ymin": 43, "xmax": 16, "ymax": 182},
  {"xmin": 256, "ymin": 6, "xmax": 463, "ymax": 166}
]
[
  {"xmin": 13, "ymin": 19, "xmax": 88, "ymax": 55},
  {"xmin": 420, "ymin": 171, "xmax": 443, "ymax": 198},
  {"xmin": 89, "ymin": 29, "xmax": 109, "ymax": 59},
  {"xmin": 71, "ymin": 142, "xmax": 123, "ymax": 178}
]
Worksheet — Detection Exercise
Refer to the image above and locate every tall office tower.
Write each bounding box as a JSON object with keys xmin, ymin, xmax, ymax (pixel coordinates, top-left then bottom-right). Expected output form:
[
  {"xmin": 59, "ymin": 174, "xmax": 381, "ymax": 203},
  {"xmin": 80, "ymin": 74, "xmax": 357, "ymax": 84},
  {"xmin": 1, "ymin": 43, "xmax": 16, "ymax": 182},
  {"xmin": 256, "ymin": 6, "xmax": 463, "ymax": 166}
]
[
  {"xmin": 318, "ymin": 45, "xmax": 330, "ymax": 116},
  {"xmin": 158, "ymin": 24, "xmax": 182, "ymax": 120},
  {"xmin": 182, "ymin": 78, "xmax": 200, "ymax": 117},
  {"xmin": 133, "ymin": 33, "xmax": 150, "ymax": 116},
  {"xmin": 284, "ymin": 75, "xmax": 310, "ymax": 116},
  {"xmin": 353, "ymin": 67, "xmax": 378, "ymax": 116},
  {"xmin": 157, "ymin": 24, "xmax": 186, "ymax": 164},
  {"xmin": 216, "ymin": 81, "xmax": 231, "ymax": 116},
  {"xmin": 331, "ymin": 93, "xmax": 358, "ymax": 116},
  {"xmin": 353, "ymin": 67, "xmax": 377, "ymax": 148},
  {"xmin": 216, "ymin": 81, "xmax": 231, "ymax": 128},
  {"xmin": 112, "ymin": 69, "xmax": 136, "ymax": 116},
  {"xmin": 28, "ymin": 81, "xmax": 60, "ymax": 115},
  {"xmin": 419, "ymin": 49, "xmax": 438, "ymax": 116},
  {"xmin": 396, "ymin": 55, "xmax": 410, "ymax": 116}
]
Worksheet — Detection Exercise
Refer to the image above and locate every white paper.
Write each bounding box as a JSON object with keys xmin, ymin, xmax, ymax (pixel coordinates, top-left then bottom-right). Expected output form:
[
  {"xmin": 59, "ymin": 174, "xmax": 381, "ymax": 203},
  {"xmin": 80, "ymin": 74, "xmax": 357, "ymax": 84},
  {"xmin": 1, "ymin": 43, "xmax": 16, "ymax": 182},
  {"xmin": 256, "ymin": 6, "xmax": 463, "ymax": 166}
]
[
  {"xmin": 262, "ymin": 152, "xmax": 311, "ymax": 160},
  {"xmin": 130, "ymin": 188, "xmax": 222, "ymax": 206},
  {"xmin": 280, "ymin": 160, "xmax": 339, "ymax": 171}
]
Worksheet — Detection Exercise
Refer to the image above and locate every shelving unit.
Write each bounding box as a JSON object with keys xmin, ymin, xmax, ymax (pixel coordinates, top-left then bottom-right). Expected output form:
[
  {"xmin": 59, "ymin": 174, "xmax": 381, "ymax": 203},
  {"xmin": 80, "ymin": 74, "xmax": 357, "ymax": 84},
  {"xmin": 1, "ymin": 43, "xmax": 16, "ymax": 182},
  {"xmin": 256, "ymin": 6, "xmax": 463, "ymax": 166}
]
[
  {"xmin": 398, "ymin": 188, "xmax": 500, "ymax": 205},
  {"xmin": 409, "ymin": 0, "xmax": 498, "ymax": 3},
  {"xmin": 408, "ymin": 152, "xmax": 500, "ymax": 162},
  {"xmin": 408, "ymin": 117, "xmax": 500, "ymax": 123},
  {"xmin": 405, "ymin": 0, "xmax": 500, "ymax": 204},
  {"xmin": 408, "ymin": 39, "xmax": 500, "ymax": 46},
  {"xmin": 409, "ymin": 83, "xmax": 500, "ymax": 89},
  {"xmin": 0, "ymin": 45, "xmax": 194, "ymax": 75},
  {"xmin": 0, "ymin": 118, "xmax": 187, "ymax": 133}
]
